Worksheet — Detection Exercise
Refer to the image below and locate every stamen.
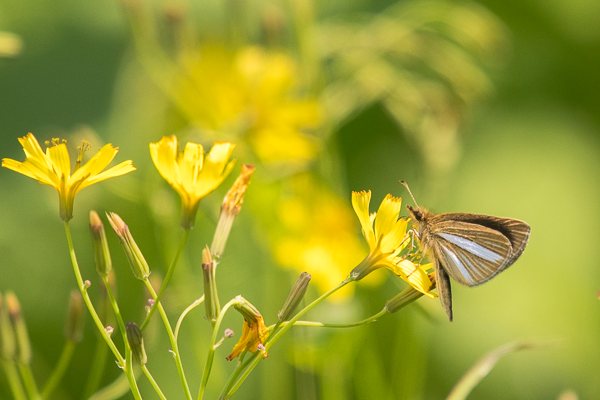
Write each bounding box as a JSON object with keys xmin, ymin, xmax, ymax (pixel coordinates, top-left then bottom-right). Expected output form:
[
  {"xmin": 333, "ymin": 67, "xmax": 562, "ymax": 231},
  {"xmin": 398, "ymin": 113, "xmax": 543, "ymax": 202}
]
[
  {"xmin": 45, "ymin": 138, "xmax": 66, "ymax": 147},
  {"xmin": 76, "ymin": 141, "xmax": 91, "ymax": 169}
]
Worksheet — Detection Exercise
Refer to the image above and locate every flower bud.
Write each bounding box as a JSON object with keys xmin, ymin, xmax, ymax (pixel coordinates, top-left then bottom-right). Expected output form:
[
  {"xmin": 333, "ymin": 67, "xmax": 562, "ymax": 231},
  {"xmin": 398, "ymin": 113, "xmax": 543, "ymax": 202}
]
[
  {"xmin": 126, "ymin": 322, "xmax": 147, "ymax": 365},
  {"xmin": 384, "ymin": 286, "xmax": 423, "ymax": 314},
  {"xmin": 89, "ymin": 210, "xmax": 112, "ymax": 277},
  {"xmin": 277, "ymin": 272, "xmax": 311, "ymax": 322},
  {"xmin": 202, "ymin": 247, "xmax": 220, "ymax": 323},
  {"xmin": 107, "ymin": 212, "xmax": 150, "ymax": 280},
  {"xmin": 65, "ymin": 291, "xmax": 84, "ymax": 342},
  {"xmin": 0, "ymin": 293, "xmax": 16, "ymax": 360},
  {"xmin": 211, "ymin": 164, "xmax": 255, "ymax": 260},
  {"xmin": 5, "ymin": 292, "xmax": 31, "ymax": 364}
]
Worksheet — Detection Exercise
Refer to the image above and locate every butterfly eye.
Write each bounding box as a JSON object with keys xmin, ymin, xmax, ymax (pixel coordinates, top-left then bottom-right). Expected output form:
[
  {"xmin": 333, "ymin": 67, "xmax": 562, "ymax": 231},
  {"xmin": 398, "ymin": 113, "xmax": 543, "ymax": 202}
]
[{"xmin": 407, "ymin": 205, "xmax": 423, "ymax": 221}]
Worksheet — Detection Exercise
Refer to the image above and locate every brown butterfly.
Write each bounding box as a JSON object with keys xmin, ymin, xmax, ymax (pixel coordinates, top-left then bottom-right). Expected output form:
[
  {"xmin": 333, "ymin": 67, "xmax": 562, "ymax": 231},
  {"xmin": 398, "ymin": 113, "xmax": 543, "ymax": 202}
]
[{"xmin": 401, "ymin": 182, "xmax": 531, "ymax": 321}]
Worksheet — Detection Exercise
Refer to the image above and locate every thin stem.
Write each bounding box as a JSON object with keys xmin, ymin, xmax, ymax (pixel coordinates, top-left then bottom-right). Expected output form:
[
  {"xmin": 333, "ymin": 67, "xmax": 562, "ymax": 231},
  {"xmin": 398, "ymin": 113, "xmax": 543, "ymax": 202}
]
[
  {"xmin": 2, "ymin": 361, "xmax": 26, "ymax": 400},
  {"xmin": 197, "ymin": 298, "xmax": 238, "ymax": 400},
  {"xmin": 143, "ymin": 279, "xmax": 193, "ymax": 400},
  {"xmin": 101, "ymin": 276, "xmax": 128, "ymax": 348},
  {"xmin": 100, "ymin": 276, "xmax": 145, "ymax": 399},
  {"xmin": 63, "ymin": 222, "xmax": 124, "ymax": 364},
  {"xmin": 124, "ymin": 348, "xmax": 142, "ymax": 400},
  {"xmin": 141, "ymin": 365, "xmax": 167, "ymax": 400},
  {"xmin": 142, "ymin": 229, "xmax": 190, "ymax": 330},
  {"xmin": 82, "ymin": 333, "xmax": 109, "ymax": 398},
  {"xmin": 41, "ymin": 341, "xmax": 76, "ymax": 399},
  {"xmin": 275, "ymin": 308, "xmax": 387, "ymax": 330},
  {"xmin": 17, "ymin": 363, "xmax": 40, "ymax": 399},
  {"xmin": 88, "ymin": 372, "xmax": 141, "ymax": 400},
  {"xmin": 220, "ymin": 278, "xmax": 352, "ymax": 399},
  {"xmin": 175, "ymin": 296, "xmax": 205, "ymax": 341}
]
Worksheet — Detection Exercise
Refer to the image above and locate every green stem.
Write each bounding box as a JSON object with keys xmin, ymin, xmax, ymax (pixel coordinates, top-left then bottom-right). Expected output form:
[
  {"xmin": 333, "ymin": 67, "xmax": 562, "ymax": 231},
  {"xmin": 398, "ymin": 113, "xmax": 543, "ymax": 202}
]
[
  {"xmin": 17, "ymin": 363, "xmax": 40, "ymax": 399},
  {"xmin": 276, "ymin": 308, "xmax": 387, "ymax": 330},
  {"xmin": 82, "ymin": 333, "xmax": 109, "ymax": 398},
  {"xmin": 175, "ymin": 296, "xmax": 205, "ymax": 341},
  {"xmin": 197, "ymin": 298, "xmax": 238, "ymax": 400},
  {"xmin": 220, "ymin": 278, "xmax": 352, "ymax": 399},
  {"xmin": 88, "ymin": 372, "xmax": 140, "ymax": 400},
  {"xmin": 101, "ymin": 277, "xmax": 128, "ymax": 348},
  {"xmin": 124, "ymin": 348, "xmax": 142, "ymax": 400},
  {"xmin": 143, "ymin": 279, "xmax": 193, "ymax": 400},
  {"xmin": 41, "ymin": 341, "xmax": 76, "ymax": 399},
  {"xmin": 142, "ymin": 229, "xmax": 190, "ymax": 330},
  {"xmin": 63, "ymin": 222, "xmax": 124, "ymax": 365},
  {"xmin": 2, "ymin": 361, "xmax": 26, "ymax": 400},
  {"xmin": 141, "ymin": 365, "xmax": 167, "ymax": 400},
  {"xmin": 102, "ymin": 276, "xmax": 142, "ymax": 400}
]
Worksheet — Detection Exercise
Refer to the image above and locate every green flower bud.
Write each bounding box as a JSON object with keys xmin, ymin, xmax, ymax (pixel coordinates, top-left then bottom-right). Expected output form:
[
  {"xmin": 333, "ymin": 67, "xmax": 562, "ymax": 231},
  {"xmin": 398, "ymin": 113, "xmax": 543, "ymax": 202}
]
[
  {"xmin": 384, "ymin": 286, "xmax": 423, "ymax": 314},
  {"xmin": 0, "ymin": 293, "xmax": 16, "ymax": 360},
  {"xmin": 107, "ymin": 212, "xmax": 150, "ymax": 280},
  {"xmin": 65, "ymin": 291, "xmax": 84, "ymax": 342},
  {"xmin": 126, "ymin": 322, "xmax": 147, "ymax": 365},
  {"xmin": 5, "ymin": 292, "xmax": 31, "ymax": 364},
  {"xmin": 277, "ymin": 272, "xmax": 311, "ymax": 322},
  {"xmin": 202, "ymin": 247, "xmax": 220, "ymax": 323},
  {"xmin": 89, "ymin": 210, "xmax": 112, "ymax": 277}
]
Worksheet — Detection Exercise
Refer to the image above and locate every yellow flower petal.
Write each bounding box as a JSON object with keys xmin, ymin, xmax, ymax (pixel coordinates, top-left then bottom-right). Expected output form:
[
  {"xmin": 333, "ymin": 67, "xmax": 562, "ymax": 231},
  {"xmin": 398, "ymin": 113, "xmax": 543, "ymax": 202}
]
[
  {"xmin": 72, "ymin": 143, "xmax": 118, "ymax": 183},
  {"xmin": 392, "ymin": 260, "xmax": 435, "ymax": 297},
  {"xmin": 374, "ymin": 194, "xmax": 402, "ymax": 246},
  {"xmin": 47, "ymin": 142, "xmax": 71, "ymax": 180},
  {"xmin": 379, "ymin": 218, "xmax": 408, "ymax": 254},
  {"xmin": 351, "ymin": 190, "xmax": 376, "ymax": 249}
]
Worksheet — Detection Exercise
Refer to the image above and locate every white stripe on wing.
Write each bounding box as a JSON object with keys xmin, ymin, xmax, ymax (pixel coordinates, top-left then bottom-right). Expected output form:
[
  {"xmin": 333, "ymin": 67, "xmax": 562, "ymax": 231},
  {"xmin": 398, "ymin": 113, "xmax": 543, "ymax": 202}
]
[
  {"xmin": 440, "ymin": 245, "xmax": 475, "ymax": 285},
  {"xmin": 438, "ymin": 232, "xmax": 503, "ymax": 263}
]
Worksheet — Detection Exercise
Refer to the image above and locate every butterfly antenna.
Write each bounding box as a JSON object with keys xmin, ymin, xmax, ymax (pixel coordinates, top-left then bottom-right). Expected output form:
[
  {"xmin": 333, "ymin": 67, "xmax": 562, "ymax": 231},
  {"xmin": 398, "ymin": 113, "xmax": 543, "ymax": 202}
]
[{"xmin": 399, "ymin": 180, "xmax": 419, "ymax": 207}]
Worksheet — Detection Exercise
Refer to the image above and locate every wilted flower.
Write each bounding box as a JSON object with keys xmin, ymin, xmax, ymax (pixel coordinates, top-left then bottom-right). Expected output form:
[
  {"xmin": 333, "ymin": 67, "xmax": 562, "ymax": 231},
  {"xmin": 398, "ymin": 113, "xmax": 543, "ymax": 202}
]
[{"xmin": 226, "ymin": 297, "xmax": 269, "ymax": 361}]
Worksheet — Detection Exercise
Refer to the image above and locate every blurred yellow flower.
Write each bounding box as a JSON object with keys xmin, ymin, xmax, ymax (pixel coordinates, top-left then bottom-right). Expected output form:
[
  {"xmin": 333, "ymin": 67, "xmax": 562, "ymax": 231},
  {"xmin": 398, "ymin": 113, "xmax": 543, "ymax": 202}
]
[
  {"xmin": 149, "ymin": 135, "xmax": 235, "ymax": 229},
  {"xmin": 270, "ymin": 177, "xmax": 366, "ymax": 299},
  {"xmin": 350, "ymin": 190, "xmax": 434, "ymax": 296},
  {"xmin": 175, "ymin": 46, "xmax": 321, "ymax": 166},
  {"xmin": 2, "ymin": 133, "xmax": 135, "ymax": 221}
]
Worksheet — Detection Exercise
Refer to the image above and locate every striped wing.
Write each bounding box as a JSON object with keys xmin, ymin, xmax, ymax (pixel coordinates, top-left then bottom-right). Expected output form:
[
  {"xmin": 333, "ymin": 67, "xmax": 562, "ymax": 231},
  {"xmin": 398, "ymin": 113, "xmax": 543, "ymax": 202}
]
[
  {"xmin": 435, "ymin": 262, "xmax": 454, "ymax": 321},
  {"xmin": 429, "ymin": 219, "xmax": 517, "ymax": 286},
  {"xmin": 436, "ymin": 213, "xmax": 531, "ymax": 266}
]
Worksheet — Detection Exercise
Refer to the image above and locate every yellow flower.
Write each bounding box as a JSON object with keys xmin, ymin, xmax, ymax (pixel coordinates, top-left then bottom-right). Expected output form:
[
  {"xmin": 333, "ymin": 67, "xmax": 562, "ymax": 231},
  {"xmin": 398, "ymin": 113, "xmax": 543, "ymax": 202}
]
[
  {"xmin": 149, "ymin": 135, "xmax": 235, "ymax": 229},
  {"xmin": 2, "ymin": 133, "xmax": 135, "ymax": 221},
  {"xmin": 226, "ymin": 297, "xmax": 269, "ymax": 361},
  {"xmin": 350, "ymin": 190, "xmax": 434, "ymax": 296}
]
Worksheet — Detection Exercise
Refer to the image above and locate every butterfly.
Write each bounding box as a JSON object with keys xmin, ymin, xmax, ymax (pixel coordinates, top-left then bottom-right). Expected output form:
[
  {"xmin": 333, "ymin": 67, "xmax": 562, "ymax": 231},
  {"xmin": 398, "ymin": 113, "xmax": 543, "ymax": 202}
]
[{"xmin": 401, "ymin": 182, "xmax": 531, "ymax": 321}]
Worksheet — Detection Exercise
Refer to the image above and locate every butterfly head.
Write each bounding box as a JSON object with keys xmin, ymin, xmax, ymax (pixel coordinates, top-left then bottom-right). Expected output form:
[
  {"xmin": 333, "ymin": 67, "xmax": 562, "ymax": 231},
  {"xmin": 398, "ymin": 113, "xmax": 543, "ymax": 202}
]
[{"xmin": 407, "ymin": 204, "xmax": 426, "ymax": 222}]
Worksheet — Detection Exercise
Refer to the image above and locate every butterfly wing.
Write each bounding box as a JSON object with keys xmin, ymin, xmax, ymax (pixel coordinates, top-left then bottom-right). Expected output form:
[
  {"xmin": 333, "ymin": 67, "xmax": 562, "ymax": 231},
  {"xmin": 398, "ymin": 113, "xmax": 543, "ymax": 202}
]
[
  {"xmin": 434, "ymin": 261, "xmax": 453, "ymax": 321},
  {"xmin": 441, "ymin": 214, "xmax": 531, "ymax": 266},
  {"xmin": 428, "ymin": 217, "xmax": 526, "ymax": 286}
]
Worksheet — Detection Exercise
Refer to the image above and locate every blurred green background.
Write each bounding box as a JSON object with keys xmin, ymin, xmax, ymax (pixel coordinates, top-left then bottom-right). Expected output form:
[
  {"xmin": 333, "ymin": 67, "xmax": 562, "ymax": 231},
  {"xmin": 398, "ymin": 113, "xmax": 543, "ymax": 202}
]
[{"xmin": 1, "ymin": 0, "xmax": 599, "ymax": 399}]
